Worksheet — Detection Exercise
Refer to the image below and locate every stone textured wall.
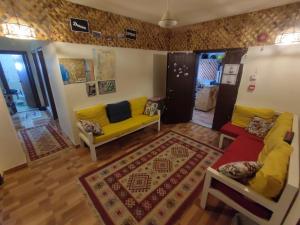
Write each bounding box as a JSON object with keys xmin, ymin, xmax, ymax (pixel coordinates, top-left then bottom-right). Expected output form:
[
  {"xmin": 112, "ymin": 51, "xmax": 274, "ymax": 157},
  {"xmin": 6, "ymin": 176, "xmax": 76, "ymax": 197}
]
[
  {"xmin": 0, "ymin": 1, "xmax": 300, "ymax": 51},
  {"xmin": 0, "ymin": 0, "xmax": 170, "ymax": 50},
  {"xmin": 169, "ymin": 2, "xmax": 300, "ymax": 51}
]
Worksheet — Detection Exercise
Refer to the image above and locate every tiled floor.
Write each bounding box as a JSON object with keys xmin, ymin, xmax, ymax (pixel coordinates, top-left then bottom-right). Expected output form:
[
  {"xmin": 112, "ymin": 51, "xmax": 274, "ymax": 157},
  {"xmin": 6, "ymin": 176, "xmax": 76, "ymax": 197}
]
[
  {"xmin": 192, "ymin": 109, "xmax": 215, "ymax": 128},
  {"xmin": 11, "ymin": 110, "xmax": 53, "ymax": 130},
  {"xmin": 1, "ymin": 123, "xmax": 236, "ymax": 225}
]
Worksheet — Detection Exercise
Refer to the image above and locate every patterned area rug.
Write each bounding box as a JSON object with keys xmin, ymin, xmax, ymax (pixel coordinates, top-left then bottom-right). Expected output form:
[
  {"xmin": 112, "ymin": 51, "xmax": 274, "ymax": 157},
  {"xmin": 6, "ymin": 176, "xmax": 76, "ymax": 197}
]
[
  {"xmin": 19, "ymin": 124, "xmax": 69, "ymax": 161},
  {"xmin": 79, "ymin": 131, "xmax": 222, "ymax": 225}
]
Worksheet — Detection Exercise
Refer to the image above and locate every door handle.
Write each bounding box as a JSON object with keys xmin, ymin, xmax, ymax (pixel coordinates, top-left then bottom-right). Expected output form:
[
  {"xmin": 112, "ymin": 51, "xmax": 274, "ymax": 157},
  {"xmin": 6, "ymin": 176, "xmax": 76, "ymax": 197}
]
[{"xmin": 168, "ymin": 89, "xmax": 174, "ymax": 93}]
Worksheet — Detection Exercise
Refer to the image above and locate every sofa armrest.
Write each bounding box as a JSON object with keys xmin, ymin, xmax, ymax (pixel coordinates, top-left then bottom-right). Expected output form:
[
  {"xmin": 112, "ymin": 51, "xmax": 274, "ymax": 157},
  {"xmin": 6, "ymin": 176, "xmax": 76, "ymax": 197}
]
[
  {"xmin": 157, "ymin": 109, "xmax": 161, "ymax": 117},
  {"xmin": 206, "ymin": 167, "xmax": 277, "ymax": 210},
  {"xmin": 77, "ymin": 122, "xmax": 93, "ymax": 143}
]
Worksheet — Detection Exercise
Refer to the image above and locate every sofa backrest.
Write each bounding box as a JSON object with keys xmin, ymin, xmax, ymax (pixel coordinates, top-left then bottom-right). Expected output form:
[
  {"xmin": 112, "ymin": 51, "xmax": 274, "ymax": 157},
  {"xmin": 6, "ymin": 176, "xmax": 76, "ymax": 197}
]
[
  {"xmin": 129, "ymin": 97, "xmax": 148, "ymax": 117},
  {"xmin": 75, "ymin": 96, "xmax": 148, "ymax": 126},
  {"xmin": 75, "ymin": 104, "xmax": 110, "ymax": 127},
  {"xmin": 231, "ymin": 105, "xmax": 275, "ymax": 128}
]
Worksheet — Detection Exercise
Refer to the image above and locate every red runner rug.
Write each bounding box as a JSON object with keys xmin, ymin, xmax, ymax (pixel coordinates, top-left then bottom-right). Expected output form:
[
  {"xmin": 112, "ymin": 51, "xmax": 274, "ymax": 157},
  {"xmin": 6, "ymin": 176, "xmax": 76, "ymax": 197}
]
[
  {"xmin": 79, "ymin": 131, "xmax": 222, "ymax": 225},
  {"xmin": 19, "ymin": 124, "xmax": 69, "ymax": 161}
]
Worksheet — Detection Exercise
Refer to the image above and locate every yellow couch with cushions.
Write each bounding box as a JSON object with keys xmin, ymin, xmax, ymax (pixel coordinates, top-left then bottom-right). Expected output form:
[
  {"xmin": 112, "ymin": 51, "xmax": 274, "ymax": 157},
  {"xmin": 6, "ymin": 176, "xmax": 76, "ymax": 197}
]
[{"xmin": 75, "ymin": 97, "xmax": 160, "ymax": 161}]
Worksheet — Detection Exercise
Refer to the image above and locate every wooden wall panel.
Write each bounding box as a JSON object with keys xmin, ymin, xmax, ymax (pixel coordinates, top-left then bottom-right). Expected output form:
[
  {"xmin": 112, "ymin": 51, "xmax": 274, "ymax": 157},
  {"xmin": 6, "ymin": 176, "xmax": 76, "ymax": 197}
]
[
  {"xmin": 0, "ymin": 0, "xmax": 170, "ymax": 50},
  {"xmin": 169, "ymin": 2, "xmax": 300, "ymax": 51},
  {"xmin": 0, "ymin": 1, "xmax": 299, "ymax": 51}
]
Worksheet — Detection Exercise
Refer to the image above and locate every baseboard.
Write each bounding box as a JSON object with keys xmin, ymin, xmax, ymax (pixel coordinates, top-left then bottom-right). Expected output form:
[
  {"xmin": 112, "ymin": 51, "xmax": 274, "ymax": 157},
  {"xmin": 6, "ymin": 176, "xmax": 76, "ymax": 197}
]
[{"xmin": 4, "ymin": 163, "xmax": 28, "ymax": 175}]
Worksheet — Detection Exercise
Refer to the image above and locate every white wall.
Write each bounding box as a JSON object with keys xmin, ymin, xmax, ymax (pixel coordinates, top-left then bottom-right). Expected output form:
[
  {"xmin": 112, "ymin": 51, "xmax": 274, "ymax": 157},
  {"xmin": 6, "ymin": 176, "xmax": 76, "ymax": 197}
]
[
  {"xmin": 43, "ymin": 42, "xmax": 167, "ymax": 144},
  {"xmin": 0, "ymin": 92, "xmax": 27, "ymax": 173},
  {"xmin": 237, "ymin": 44, "xmax": 300, "ymax": 116}
]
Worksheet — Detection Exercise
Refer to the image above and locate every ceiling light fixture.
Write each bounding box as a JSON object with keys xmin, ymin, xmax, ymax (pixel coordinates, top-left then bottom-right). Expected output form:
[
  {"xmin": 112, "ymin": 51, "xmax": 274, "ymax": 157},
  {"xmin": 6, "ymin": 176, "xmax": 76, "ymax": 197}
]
[
  {"xmin": 158, "ymin": 0, "xmax": 178, "ymax": 28},
  {"xmin": 2, "ymin": 0, "xmax": 36, "ymax": 40}
]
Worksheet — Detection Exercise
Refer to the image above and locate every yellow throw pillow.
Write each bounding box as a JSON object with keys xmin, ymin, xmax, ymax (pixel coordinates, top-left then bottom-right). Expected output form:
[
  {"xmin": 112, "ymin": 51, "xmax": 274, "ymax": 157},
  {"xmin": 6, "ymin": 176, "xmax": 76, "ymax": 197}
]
[
  {"xmin": 76, "ymin": 104, "xmax": 110, "ymax": 127},
  {"xmin": 249, "ymin": 141, "xmax": 292, "ymax": 198},
  {"xmin": 231, "ymin": 105, "xmax": 275, "ymax": 128},
  {"xmin": 129, "ymin": 97, "xmax": 148, "ymax": 117}
]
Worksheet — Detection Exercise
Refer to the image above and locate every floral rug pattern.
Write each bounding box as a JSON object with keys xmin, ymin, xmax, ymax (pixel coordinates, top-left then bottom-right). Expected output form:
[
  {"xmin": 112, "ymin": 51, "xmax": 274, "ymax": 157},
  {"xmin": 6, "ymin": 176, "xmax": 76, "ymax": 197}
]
[{"xmin": 79, "ymin": 131, "xmax": 222, "ymax": 225}]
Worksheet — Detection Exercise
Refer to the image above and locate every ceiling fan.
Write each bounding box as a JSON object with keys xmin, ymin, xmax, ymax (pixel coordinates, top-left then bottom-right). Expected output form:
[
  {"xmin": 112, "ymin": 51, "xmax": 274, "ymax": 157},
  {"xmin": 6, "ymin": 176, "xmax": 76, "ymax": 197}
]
[{"xmin": 158, "ymin": 0, "xmax": 178, "ymax": 28}]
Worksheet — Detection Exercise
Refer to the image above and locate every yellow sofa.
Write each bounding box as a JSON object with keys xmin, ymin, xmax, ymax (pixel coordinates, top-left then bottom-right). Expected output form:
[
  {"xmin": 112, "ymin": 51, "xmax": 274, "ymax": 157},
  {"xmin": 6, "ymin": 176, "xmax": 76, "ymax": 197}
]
[{"xmin": 75, "ymin": 97, "xmax": 160, "ymax": 161}]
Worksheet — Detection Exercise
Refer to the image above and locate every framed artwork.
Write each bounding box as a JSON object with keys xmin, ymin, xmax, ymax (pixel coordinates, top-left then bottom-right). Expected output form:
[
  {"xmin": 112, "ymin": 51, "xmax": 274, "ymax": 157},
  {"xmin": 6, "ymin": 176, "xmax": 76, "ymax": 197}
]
[
  {"xmin": 93, "ymin": 49, "xmax": 116, "ymax": 80},
  {"xmin": 86, "ymin": 82, "xmax": 97, "ymax": 97},
  {"xmin": 59, "ymin": 58, "xmax": 94, "ymax": 85},
  {"xmin": 98, "ymin": 80, "xmax": 116, "ymax": 95}
]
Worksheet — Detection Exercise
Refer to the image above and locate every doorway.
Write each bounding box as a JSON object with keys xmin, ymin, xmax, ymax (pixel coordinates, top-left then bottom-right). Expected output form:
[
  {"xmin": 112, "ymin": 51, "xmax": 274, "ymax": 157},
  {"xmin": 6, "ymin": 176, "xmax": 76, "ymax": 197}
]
[
  {"xmin": 0, "ymin": 52, "xmax": 40, "ymax": 114},
  {"xmin": 192, "ymin": 51, "xmax": 225, "ymax": 128},
  {"xmin": 32, "ymin": 49, "xmax": 58, "ymax": 120}
]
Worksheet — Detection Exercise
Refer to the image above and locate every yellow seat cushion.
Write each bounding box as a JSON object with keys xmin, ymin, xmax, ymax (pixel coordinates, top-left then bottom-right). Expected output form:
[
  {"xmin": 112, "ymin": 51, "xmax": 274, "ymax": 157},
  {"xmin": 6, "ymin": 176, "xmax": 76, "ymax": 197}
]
[
  {"xmin": 133, "ymin": 114, "xmax": 160, "ymax": 125},
  {"xmin": 231, "ymin": 105, "xmax": 275, "ymax": 128},
  {"xmin": 249, "ymin": 141, "xmax": 292, "ymax": 198},
  {"xmin": 129, "ymin": 97, "xmax": 148, "ymax": 117},
  {"xmin": 76, "ymin": 104, "xmax": 109, "ymax": 127},
  {"xmin": 94, "ymin": 118, "xmax": 142, "ymax": 143},
  {"xmin": 93, "ymin": 114, "xmax": 159, "ymax": 144}
]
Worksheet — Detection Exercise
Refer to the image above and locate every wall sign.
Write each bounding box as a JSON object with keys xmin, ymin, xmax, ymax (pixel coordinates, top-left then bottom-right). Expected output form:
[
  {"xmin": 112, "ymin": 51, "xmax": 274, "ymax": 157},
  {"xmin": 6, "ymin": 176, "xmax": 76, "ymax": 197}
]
[
  {"xmin": 70, "ymin": 18, "xmax": 89, "ymax": 33},
  {"xmin": 221, "ymin": 64, "xmax": 240, "ymax": 85},
  {"xmin": 125, "ymin": 29, "xmax": 137, "ymax": 40}
]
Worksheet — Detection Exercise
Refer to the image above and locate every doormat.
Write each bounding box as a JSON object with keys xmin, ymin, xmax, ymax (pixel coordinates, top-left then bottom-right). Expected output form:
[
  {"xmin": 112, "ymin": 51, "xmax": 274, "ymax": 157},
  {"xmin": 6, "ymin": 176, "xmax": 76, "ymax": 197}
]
[
  {"xmin": 19, "ymin": 124, "xmax": 69, "ymax": 161},
  {"xmin": 79, "ymin": 131, "xmax": 222, "ymax": 225}
]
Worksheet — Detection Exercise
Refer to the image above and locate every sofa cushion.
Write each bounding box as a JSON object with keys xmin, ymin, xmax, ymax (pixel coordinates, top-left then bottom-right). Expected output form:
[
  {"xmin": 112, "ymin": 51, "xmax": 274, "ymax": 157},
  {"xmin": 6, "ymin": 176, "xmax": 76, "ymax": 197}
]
[
  {"xmin": 218, "ymin": 161, "xmax": 262, "ymax": 179},
  {"xmin": 129, "ymin": 97, "xmax": 148, "ymax": 117},
  {"xmin": 232, "ymin": 105, "xmax": 275, "ymax": 128},
  {"xmin": 106, "ymin": 101, "xmax": 131, "ymax": 123},
  {"xmin": 94, "ymin": 118, "xmax": 141, "ymax": 144},
  {"xmin": 249, "ymin": 141, "xmax": 292, "ymax": 198},
  {"xmin": 144, "ymin": 101, "xmax": 158, "ymax": 116},
  {"xmin": 213, "ymin": 135, "xmax": 264, "ymax": 169},
  {"xmin": 93, "ymin": 114, "xmax": 159, "ymax": 144},
  {"xmin": 264, "ymin": 112, "xmax": 293, "ymax": 143},
  {"xmin": 133, "ymin": 114, "xmax": 160, "ymax": 125},
  {"xmin": 80, "ymin": 120, "xmax": 103, "ymax": 136},
  {"xmin": 246, "ymin": 117, "xmax": 273, "ymax": 138},
  {"xmin": 259, "ymin": 113, "xmax": 293, "ymax": 162},
  {"xmin": 220, "ymin": 122, "xmax": 263, "ymax": 141},
  {"xmin": 76, "ymin": 104, "xmax": 109, "ymax": 127}
]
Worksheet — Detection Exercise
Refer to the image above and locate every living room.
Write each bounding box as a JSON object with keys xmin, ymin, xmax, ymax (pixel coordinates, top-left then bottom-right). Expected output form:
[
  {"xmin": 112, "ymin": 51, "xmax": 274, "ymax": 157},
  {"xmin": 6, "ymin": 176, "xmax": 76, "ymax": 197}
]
[{"xmin": 1, "ymin": 1, "xmax": 300, "ymax": 225}]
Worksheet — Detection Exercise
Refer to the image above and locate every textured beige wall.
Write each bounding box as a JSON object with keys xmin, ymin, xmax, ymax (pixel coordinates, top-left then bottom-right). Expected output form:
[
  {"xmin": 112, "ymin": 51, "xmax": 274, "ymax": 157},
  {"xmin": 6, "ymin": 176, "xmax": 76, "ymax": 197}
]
[
  {"xmin": 1, "ymin": 1, "xmax": 299, "ymax": 51},
  {"xmin": 0, "ymin": 0, "xmax": 169, "ymax": 50},
  {"xmin": 169, "ymin": 3, "xmax": 300, "ymax": 51}
]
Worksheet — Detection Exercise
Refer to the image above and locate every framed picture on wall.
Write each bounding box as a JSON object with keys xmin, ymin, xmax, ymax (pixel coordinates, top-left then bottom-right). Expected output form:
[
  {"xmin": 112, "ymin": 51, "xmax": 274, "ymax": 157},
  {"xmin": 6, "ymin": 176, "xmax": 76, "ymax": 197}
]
[
  {"xmin": 59, "ymin": 58, "xmax": 95, "ymax": 85},
  {"xmin": 86, "ymin": 82, "xmax": 97, "ymax": 97},
  {"xmin": 98, "ymin": 80, "xmax": 116, "ymax": 95}
]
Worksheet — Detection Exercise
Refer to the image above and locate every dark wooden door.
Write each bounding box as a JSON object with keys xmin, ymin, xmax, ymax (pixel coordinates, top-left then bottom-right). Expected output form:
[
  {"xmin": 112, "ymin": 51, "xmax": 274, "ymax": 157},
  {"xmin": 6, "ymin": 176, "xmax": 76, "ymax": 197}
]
[
  {"xmin": 0, "ymin": 62, "xmax": 10, "ymax": 92},
  {"xmin": 37, "ymin": 50, "xmax": 58, "ymax": 120},
  {"xmin": 163, "ymin": 52, "xmax": 196, "ymax": 123},
  {"xmin": 32, "ymin": 51, "xmax": 48, "ymax": 107},
  {"xmin": 212, "ymin": 48, "xmax": 247, "ymax": 130}
]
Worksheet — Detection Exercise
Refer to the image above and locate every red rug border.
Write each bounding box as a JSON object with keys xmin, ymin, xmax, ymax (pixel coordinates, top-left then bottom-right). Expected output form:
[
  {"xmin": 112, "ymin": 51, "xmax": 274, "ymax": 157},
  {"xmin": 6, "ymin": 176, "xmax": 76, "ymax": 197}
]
[
  {"xmin": 20, "ymin": 124, "xmax": 69, "ymax": 161},
  {"xmin": 79, "ymin": 130, "xmax": 222, "ymax": 225}
]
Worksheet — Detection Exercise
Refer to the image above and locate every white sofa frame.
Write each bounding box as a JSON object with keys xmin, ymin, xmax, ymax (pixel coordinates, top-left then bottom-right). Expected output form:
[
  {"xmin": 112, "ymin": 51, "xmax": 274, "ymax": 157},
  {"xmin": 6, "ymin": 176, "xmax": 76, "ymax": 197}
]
[
  {"xmin": 201, "ymin": 115, "xmax": 299, "ymax": 225},
  {"xmin": 76, "ymin": 110, "xmax": 161, "ymax": 161}
]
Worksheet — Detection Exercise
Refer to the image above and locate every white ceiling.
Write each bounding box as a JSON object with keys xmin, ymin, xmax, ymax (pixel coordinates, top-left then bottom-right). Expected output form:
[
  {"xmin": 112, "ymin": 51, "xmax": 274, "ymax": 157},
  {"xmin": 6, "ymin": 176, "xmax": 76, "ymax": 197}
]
[{"xmin": 68, "ymin": 0, "xmax": 299, "ymax": 27}]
